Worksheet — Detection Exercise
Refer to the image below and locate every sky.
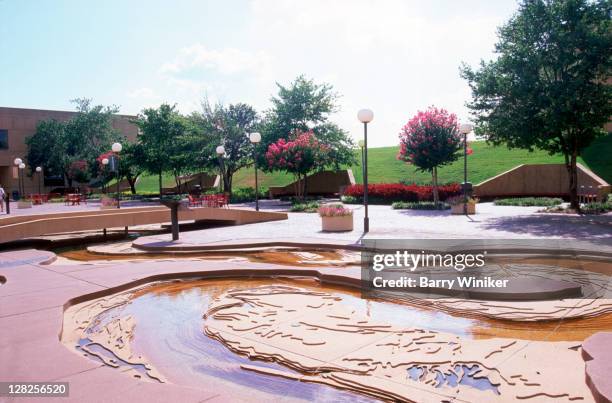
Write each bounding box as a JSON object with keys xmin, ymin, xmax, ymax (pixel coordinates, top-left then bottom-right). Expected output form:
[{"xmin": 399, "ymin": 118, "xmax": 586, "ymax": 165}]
[{"xmin": 0, "ymin": 0, "xmax": 519, "ymax": 147}]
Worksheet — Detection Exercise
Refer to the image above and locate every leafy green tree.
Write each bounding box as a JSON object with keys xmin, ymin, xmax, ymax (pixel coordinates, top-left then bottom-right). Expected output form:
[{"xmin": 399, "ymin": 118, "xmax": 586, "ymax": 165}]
[
  {"xmin": 261, "ymin": 75, "xmax": 355, "ymax": 171},
  {"xmin": 461, "ymin": 0, "xmax": 612, "ymax": 209},
  {"xmin": 187, "ymin": 99, "xmax": 260, "ymax": 195},
  {"xmin": 134, "ymin": 104, "xmax": 187, "ymax": 195},
  {"xmin": 26, "ymin": 99, "xmax": 120, "ymax": 188}
]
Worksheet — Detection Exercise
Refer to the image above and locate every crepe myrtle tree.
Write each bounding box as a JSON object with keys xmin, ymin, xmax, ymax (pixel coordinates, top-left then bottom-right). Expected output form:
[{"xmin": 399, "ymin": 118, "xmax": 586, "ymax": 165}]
[
  {"xmin": 461, "ymin": 0, "xmax": 612, "ymax": 210},
  {"xmin": 265, "ymin": 130, "xmax": 330, "ymax": 199},
  {"xmin": 398, "ymin": 107, "xmax": 467, "ymax": 206}
]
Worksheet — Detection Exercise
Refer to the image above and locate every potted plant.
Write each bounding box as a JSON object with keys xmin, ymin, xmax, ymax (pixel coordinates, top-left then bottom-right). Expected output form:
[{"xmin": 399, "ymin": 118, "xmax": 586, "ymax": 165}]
[
  {"xmin": 447, "ymin": 196, "xmax": 478, "ymax": 215},
  {"xmin": 100, "ymin": 195, "xmax": 119, "ymax": 210},
  {"xmin": 318, "ymin": 204, "xmax": 353, "ymax": 232}
]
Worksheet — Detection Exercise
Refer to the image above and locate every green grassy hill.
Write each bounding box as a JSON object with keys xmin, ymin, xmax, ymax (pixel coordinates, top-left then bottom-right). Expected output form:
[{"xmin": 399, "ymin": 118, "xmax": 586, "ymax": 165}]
[{"xmin": 134, "ymin": 134, "xmax": 612, "ymax": 192}]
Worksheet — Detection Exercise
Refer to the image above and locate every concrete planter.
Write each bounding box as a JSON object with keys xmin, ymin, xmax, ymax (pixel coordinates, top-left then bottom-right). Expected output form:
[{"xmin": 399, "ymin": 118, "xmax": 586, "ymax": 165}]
[
  {"xmin": 100, "ymin": 197, "xmax": 118, "ymax": 210},
  {"xmin": 17, "ymin": 200, "xmax": 33, "ymax": 209},
  {"xmin": 321, "ymin": 215, "xmax": 353, "ymax": 232},
  {"xmin": 451, "ymin": 202, "xmax": 476, "ymax": 215}
]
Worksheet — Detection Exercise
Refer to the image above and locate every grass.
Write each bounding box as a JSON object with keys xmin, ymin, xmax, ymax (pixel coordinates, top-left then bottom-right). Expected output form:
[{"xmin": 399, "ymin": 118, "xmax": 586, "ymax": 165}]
[
  {"xmin": 493, "ymin": 197, "xmax": 563, "ymax": 207},
  {"xmin": 132, "ymin": 134, "xmax": 612, "ymax": 193}
]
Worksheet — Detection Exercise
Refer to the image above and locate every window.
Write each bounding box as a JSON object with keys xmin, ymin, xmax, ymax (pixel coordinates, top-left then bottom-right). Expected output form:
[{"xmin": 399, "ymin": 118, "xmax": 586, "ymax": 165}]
[{"xmin": 0, "ymin": 129, "xmax": 7, "ymax": 149}]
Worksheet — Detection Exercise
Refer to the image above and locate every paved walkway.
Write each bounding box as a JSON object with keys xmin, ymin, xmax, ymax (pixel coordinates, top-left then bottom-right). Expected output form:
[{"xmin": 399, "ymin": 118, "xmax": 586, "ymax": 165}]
[{"xmin": 134, "ymin": 203, "xmax": 612, "ymax": 251}]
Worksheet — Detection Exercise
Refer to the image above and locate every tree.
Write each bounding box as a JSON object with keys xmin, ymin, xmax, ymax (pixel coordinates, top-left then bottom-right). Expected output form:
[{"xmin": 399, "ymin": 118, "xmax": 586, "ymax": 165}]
[
  {"xmin": 261, "ymin": 75, "xmax": 355, "ymax": 171},
  {"xmin": 26, "ymin": 99, "xmax": 120, "ymax": 188},
  {"xmin": 461, "ymin": 0, "xmax": 612, "ymax": 210},
  {"xmin": 398, "ymin": 107, "xmax": 464, "ymax": 205},
  {"xmin": 134, "ymin": 104, "xmax": 187, "ymax": 195},
  {"xmin": 265, "ymin": 130, "xmax": 330, "ymax": 199},
  {"xmin": 97, "ymin": 142, "xmax": 146, "ymax": 194},
  {"xmin": 187, "ymin": 99, "xmax": 260, "ymax": 195}
]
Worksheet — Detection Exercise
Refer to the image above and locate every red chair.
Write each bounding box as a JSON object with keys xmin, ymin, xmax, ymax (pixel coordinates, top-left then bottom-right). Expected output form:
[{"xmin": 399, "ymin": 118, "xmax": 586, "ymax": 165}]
[
  {"xmin": 188, "ymin": 194, "xmax": 202, "ymax": 207},
  {"xmin": 79, "ymin": 194, "xmax": 87, "ymax": 205},
  {"xmin": 216, "ymin": 194, "xmax": 229, "ymax": 208}
]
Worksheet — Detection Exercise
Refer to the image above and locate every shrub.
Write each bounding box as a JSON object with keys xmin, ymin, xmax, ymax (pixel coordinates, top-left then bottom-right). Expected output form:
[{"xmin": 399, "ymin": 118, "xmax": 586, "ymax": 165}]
[
  {"xmin": 290, "ymin": 200, "xmax": 320, "ymax": 213},
  {"xmin": 340, "ymin": 195, "xmax": 359, "ymax": 204},
  {"xmin": 318, "ymin": 204, "xmax": 353, "ymax": 217},
  {"xmin": 494, "ymin": 197, "xmax": 563, "ymax": 207},
  {"xmin": 392, "ymin": 201, "xmax": 450, "ymax": 210},
  {"xmin": 230, "ymin": 187, "xmax": 266, "ymax": 203},
  {"xmin": 342, "ymin": 183, "xmax": 461, "ymax": 204},
  {"xmin": 581, "ymin": 201, "xmax": 612, "ymax": 214}
]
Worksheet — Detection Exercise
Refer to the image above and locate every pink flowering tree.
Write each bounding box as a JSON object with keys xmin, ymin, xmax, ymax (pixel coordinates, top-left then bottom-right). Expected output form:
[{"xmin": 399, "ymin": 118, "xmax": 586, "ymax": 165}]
[
  {"xmin": 265, "ymin": 130, "xmax": 329, "ymax": 199},
  {"xmin": 398, "ymin": 106, "xmax": 465, "ymax": 205}
]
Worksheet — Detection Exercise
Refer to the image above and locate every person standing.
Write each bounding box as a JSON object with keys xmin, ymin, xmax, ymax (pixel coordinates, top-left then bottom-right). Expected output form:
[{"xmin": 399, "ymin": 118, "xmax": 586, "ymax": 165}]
[{"xmin": 0, "ymin": 184, "xmax": 5, "ymax": 213}]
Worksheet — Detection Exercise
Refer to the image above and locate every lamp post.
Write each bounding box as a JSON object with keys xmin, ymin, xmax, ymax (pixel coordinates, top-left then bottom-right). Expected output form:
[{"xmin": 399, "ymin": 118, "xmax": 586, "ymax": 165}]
[
  {"xmin": 459, "ymin": 123, "xmax": 474, "ymax": 215},
  {"xmin": 35, "ymin": 166, "xmax": 42, "ymax": 195},
  {"xmin": 18, "ymin": 163, "xmax": 26, "ymax": 198},
  {"xmin": 357, "ymin": 109, "xmax": 374, "ymax": 233},
  {"xmin": 101, "ymin": 158, "xmax": 109, "ymax": 193},
  {"xmin": 249, "ymin": 132, "xmax": 262, "ymax": 211},
  {"xmin": 216, "ymin": 145, "xmax": 225, "ymax": 193},
  {"xmin": 112, "ymin": 142, "xmax": 122, "ymax": 209},
  {"xmin": 13, "ymin": 158, "xmax": 22, "ymax": 197}
]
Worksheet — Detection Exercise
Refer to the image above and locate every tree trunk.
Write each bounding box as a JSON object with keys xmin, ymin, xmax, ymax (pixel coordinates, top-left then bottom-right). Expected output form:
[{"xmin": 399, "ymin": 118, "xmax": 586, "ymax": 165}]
[
  {"xmin": 303, "ymin": 173, "xmax": 309, "ymax": 199},
  {"xmin": 226, "ymin": 172, "xmax": 233, "ymax": 196},
  {"xmin": 158, "ymin": 171, "xmax": 163, "ymax": 195},
  {"xmin": 432, "ymin": 167, "xmax": 439, "ymax": 206},
  {"xmin": 568, "ymin": 151, "xmax": 580, "ymax": 211},
  {"xmin": 127, "ymin": 175, "xmax": 137, "ymax": 194}
]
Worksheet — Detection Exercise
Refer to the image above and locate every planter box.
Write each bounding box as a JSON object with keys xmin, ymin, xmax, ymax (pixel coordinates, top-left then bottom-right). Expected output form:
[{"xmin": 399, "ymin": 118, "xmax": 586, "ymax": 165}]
[
  {"xmin": 17, "ymin": 200, "xmax": 33, "ymax": 209},
  {"xmin": 321, "ymin": 215, "xmax": 353, "ymax": 232},
  {"xmin": 100, "ymin": 197, "xmax": 119, "ymax": 210},
  {"xmin": 451, "ymin": 202, "xmax": 476, "ymax": 215}
]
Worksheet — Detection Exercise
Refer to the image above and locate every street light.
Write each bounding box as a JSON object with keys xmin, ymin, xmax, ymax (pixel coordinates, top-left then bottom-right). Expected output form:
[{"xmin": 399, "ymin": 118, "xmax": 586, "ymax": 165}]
[
  {"xmin": 35, "ymin": 166, "xmax": 42, "ymax": 195},
  {"xmin": 13, "ymin": 158, "xmax": 23, "ymax": 198},
  {"xmin": 249, "ymin": 132, "xmax": 262, "ymax": 211},
  {"xmin": 357, "ymin": 109, "xmax": 374, "ymax": 233},
  {"xmin": 112, "ymin": 142, "xmax": 122, "ymax": 208},
  {"xmin": 459, "ymin": 123, "xmax": 474, "ymax": 215},
  {"xmin": 101, "ymin": 158, "xmax": 109, "ymax": 193},
  {"xmin": 216, "ymin": 145, "xmax": 226, "ymax": 193},
  {"xmin": 18, "ymin": 163, "xmax": 26, "ymax": 198}
]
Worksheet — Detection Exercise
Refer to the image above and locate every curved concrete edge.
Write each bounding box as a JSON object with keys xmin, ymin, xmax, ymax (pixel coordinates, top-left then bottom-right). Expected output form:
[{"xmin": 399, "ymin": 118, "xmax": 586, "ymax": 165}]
[
  {"xmin": 131, "ymin": 237, "xmax": 612, "ymax": 260},
  {"xmin": 582, "ymin": 332, "xmax": 612, "ymax": 403},
  {"xmin": 0, "ymin": 249, "xmax": 57, "ymax": 266}
]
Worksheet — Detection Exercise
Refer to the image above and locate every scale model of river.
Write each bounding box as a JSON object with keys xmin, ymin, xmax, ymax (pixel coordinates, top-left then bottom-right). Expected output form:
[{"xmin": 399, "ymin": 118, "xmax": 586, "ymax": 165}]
[{"xmin": 62, "ymin": 276, "xmax": 612, "ymax": 402}]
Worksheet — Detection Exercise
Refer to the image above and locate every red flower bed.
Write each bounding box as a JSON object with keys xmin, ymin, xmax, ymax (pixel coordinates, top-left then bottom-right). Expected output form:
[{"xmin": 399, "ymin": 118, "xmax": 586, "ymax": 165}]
[{"xmin": 343, "ymin": 183, "xmax": 461, "ymax": 203}]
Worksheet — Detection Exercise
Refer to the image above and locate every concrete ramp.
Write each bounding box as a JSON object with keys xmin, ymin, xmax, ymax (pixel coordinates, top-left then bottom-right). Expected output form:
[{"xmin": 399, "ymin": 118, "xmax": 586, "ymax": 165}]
[
  {"xmin": 0, "ymin": 206, "xmax": 287, "ymax": 244},
  {"xmin": 474, "ymin": 163, "xmax": 610, "ymax": 200}
]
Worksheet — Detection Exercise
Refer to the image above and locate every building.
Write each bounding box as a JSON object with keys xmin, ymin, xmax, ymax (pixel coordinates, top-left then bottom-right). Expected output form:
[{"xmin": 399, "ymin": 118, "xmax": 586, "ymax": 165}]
[{"xmin": 0, "ymin": 107, "xmax": 138, "ymax": 198}]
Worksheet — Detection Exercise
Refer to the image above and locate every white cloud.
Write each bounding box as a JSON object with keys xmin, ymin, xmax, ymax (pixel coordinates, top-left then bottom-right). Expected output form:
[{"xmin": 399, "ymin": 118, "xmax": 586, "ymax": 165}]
[
  {"xmin": 126, "ymin": 0, "xmax": 516, "ymax": 145},
  {"xmin": 160, "ymin": 44, "xmax": 272, "ymax": 77}
]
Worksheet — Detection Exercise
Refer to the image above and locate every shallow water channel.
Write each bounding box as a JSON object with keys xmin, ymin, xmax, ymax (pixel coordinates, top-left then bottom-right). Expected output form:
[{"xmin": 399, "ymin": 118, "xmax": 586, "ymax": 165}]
[{"xmin": 68, "ymin": 275, "xmax": 612, "ymax": 402}]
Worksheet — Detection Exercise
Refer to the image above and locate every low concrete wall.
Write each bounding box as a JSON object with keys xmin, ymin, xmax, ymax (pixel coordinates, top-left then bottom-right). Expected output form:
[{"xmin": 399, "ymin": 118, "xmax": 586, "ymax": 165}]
[
  {"xmin": 474, "ymin": 163, "xmax": 611, "ymax": 201},
  {"xmin": 0, "ymin": 206, "xmax": 287, "ymax": 244},
  {"xmin": 162, "ymin": 173, "xmax": 219, "ymax": 194},
  {"xmin": 269, "ymin": 169, "xmax": 355, "ymax": 198}
]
